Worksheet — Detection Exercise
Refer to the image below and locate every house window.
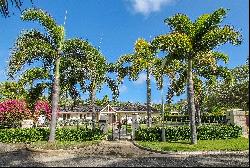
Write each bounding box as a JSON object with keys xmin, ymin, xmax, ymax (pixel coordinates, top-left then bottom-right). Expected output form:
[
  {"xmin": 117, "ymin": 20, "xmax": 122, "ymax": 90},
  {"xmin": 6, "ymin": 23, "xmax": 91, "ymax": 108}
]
[
  {"xmin": 67, "ymin": 114, "xmax": 70, "ymax": 119},
  {"xmin": 63, "ymin": 114, "xmax": 66, "ymax": 120}
]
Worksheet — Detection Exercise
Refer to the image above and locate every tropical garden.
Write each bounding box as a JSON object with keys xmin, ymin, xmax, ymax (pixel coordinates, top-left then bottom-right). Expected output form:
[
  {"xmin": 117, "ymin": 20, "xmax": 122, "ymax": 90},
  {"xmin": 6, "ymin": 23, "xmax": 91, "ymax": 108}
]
[{"xmin": 0, "ymin": 0, "xmax": 248, "ymax": 151}]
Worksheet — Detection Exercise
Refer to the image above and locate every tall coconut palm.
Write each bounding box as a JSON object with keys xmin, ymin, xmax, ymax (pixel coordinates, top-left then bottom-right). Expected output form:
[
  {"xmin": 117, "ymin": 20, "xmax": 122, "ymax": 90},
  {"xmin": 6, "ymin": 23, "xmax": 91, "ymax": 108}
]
[
  {"xmin": 165, "ymin": 51, "xmax": 232, "ymax": 126},
  {"xmin": 115, "ymin": 38, "xmax": 158, "ymax": 127},
  {"xmin": 8, "ymin": 8, "xmax": 65, "ymax": 142},
  {"xmin": 151, "ymin": 8, "xmax": 242, "ymax": 144}
]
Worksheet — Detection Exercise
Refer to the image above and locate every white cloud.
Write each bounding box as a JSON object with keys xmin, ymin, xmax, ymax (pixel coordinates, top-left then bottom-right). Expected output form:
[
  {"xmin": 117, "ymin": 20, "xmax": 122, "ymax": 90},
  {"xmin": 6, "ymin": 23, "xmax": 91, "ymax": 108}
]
[
  {"xmin": 127, "ymin": 0, "xmax": 175, "ymax": 15},
  {"xmin": 133, "ymin": 73, "xmax": 147, "ymax": 85},
  {"xmin": 133, "ymin": 72, "xmax": 157, "ymax": 85},
  {"xmin": 119, "ymin": 85, "xmax": 128, "ymax": 93}
]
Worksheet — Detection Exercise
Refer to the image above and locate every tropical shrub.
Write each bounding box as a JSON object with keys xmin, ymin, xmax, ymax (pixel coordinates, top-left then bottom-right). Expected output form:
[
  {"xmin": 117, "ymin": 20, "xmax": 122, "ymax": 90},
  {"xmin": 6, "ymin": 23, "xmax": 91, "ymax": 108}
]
[
  {"xmin": 0, "ymin": 99, "xmax": 32, "ymax": 128},
  {"xmin": 33, "ymin": 100, "xmax": 52, "ymax": 121},
  {"xmin": 0, "ymin": 127, "xmax": 105, "ymax": 143},
  {"xmin": 197, "ymin": 124, "xmax": 242, "ymax": 140},
  {"xmin": 135, "ymin": 124, "xmax": 242, "ymax": 141}
]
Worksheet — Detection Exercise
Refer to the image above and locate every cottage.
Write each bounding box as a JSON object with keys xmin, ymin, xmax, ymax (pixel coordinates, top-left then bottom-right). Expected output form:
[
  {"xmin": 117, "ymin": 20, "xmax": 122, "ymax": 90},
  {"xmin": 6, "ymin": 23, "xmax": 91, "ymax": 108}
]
[{"xmin": 58, "ymin": 103, "xmax": 160, "ymax": 124}]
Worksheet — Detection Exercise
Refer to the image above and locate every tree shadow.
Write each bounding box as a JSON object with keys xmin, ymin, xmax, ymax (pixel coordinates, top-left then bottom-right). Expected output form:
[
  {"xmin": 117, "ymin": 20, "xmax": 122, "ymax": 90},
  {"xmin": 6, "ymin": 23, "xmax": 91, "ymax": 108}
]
[
  {"xmin": 102, "ymin": 154, "xmax": 249, "ymax": 167},
  {"xmin": 0, "ymin": 148, "xmax": 45, "ymax": 167}
]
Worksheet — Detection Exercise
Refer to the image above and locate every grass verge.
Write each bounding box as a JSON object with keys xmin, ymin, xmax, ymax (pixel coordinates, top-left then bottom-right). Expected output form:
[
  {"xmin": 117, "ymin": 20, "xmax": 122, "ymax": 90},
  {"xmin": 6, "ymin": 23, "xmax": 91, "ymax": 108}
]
[
  {"xmin": 26, "ymin": 140, "xmax": 101, "ymax": 150},
  {"xmin": 136, "ymin": 137, "xmax": 249, "ymax": 152}
]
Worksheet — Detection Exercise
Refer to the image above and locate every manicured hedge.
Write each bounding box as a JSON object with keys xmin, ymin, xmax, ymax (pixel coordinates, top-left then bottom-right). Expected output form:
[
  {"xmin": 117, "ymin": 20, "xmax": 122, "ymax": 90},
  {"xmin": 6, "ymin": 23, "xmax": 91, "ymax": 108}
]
[
  {"xmin": 0, "ymin": 127, "xmax": 105, "ymax": 143},
  {"xmin": 197, "ymin": 124, "xmax": 242, "ymax": 140},
  {"xmin": 135, "ymin": 124, "xmax": 242, "ymax": 141},
  {"xmin": 164, "ymin": 115, "xmax": 226, "ymax": 123}
]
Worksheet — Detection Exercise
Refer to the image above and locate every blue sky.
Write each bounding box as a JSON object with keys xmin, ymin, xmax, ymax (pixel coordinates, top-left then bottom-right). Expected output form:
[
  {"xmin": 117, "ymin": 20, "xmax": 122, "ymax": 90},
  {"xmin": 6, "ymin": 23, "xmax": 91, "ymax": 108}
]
[{"xmin": 0, "ymin": 0, "xmax": 249, "ymax": 104}]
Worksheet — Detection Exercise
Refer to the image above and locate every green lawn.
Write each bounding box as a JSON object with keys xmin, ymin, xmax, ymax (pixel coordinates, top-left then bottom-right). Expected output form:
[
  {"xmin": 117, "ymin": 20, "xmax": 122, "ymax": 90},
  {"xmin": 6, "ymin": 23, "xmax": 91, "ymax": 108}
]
[
  {"xmin": 136, "ymin": 137, "xmax": 249, "ymax": 152},
  {"xmin": 26, "ymin": 140, "xmax": 101, "ymax": 150}
]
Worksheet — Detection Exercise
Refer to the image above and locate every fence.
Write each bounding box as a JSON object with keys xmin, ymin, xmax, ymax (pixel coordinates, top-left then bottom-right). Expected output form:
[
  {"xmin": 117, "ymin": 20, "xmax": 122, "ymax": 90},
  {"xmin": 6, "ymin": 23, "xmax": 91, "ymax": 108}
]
[{"xmin": 136, "ymin": 115, "xmax": 227, "ymax": 128}]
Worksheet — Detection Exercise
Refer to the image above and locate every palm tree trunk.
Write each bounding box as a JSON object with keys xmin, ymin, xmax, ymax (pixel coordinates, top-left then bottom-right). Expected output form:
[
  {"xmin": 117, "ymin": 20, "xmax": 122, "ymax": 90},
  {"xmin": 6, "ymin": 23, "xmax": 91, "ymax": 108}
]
[
  {"xmin": 187, "ymin": 59, "xmax": 197, "ymax": 144},
  {"xmin": 146, "ymin": 68, "xmax": 152, "ymax": 127},
  {"xmin": 49, "ymin": 57, "xmax": 60, "ymax": 142},
  {"xmin": 195, "ymin": 99, "xmax": 202, "ymax": 126},
  {"xmin": 91, "ymin": 84, "xmax": 96, "ymax": 130},
  {"xmin": 161, "ymin": 87, "xmax": 166, "ymax": 142}
]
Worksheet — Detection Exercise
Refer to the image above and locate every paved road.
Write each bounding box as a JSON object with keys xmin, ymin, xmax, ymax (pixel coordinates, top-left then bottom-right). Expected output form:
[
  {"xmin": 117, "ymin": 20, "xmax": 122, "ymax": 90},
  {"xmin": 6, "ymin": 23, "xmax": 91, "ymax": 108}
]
[{"xmin": 0, "ymin": 141, "xmax": 249, "ymax": 167}]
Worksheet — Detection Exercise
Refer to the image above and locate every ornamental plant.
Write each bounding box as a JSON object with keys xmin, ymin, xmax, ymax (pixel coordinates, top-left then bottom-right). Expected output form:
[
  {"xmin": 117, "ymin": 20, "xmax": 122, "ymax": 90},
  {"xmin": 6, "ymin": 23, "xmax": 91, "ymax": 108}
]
[
  {"xmin": 0, "ymin": 99, "xmax": 32, "ymax": 128},
  {"xmin": 33, "ymin": 100, "xmax": 52, "ymax": 121},
  {"xmin": 151, "ymin": 8, "xmax": 242, "ymax": 144}
]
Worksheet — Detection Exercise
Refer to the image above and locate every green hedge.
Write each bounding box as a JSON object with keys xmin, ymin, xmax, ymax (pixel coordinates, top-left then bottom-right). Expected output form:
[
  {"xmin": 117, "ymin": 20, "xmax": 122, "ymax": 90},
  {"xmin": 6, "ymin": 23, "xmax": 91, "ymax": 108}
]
[
  {"xmin": 135, "ymin": 124, "xmax": 242, "ymax": 141},
  {"xmin": 0, "ymin": 127, "xmax": 105, "ymax": 143},
  {"xmin": 164, "ymin": 115, "xmax": 226, "ymax": 123}
]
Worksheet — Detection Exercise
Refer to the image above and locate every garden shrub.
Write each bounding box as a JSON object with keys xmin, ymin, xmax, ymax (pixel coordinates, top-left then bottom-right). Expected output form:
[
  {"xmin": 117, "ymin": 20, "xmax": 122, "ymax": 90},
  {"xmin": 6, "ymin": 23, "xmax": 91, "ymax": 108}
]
[
  {"xmin": 33, "ymin": 100, "xmax": 52, "ymax": 121},
  {"xmin": 197, "ymin": 124, "xmax": 242, "ymax": 140},
  {"xmin": 56, "ymin": 128, "xmax": 104, "ymax": 141},
  {"xmin": 0, "ymin": 127, "xmax": 105, "ymax": 143},
  {"xmin": 0, "ymin": 128, "xmax": 49, "ymax": 143},
  {"xmin": 0, "ymin": 99, "xmax": 32, "ymax": 128},
  {"xmin": 164, "ymin": 115, "xmax": 226, "ymax": 123},
  {"xmin": 135, "ymin": 124, "xmax": 242, "ymax": 141}
]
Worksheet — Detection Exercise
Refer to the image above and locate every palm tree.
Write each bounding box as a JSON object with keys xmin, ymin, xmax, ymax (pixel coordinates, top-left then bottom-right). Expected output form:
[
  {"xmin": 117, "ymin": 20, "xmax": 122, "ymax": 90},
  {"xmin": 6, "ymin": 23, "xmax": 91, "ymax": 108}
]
[
  {"xmin": 151, "ymin": 8, "xmax": 242, "ymax": 144},
  {"xmin": 61, "ymin": 38, "xmax": 119, "ymax": 128},
  {"xmin": 153, "ymin": 56, "xmax": 180, "ymax": 141},
  {"xmin": 165, "ymin": 51, "xmax": 232, "ymax": 126},
  {"xmin": 115, "ymin": 38, "xmax": 158, "ymax": 127},
  {"xmin": 8, "ymin": 8, "xmax": 65, "ymax": 142}
]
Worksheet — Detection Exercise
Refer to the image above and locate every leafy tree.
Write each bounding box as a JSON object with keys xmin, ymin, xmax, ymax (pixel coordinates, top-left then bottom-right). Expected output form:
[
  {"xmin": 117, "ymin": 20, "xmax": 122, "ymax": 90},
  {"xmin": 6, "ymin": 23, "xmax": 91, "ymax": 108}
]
[
  {"xmin": 205, "ymin": 59, "xmax": 249, "ymax": 111},
  {"xmin": 0, "ymin": 68, "xmax": 49, "ymax": 113},
  {"xmin": 115, "ymin": 38, "xmax": 159, "ymax": 127},
  {"xmin": 152, "ymin": 8, "xmax": 242, "ymax": 144},
  {"xmin": 0, "ymin": 0, "xmax": 33, "ymax": 17},
  {"xmin": 0, "ymin": 81, "xmax": 27, "ymax": 100},
  {"xmin": 166, "ymin": 51, "xmax": 232, "ymax": 125},
  {"xmin": 8, "ymin": 8, "xmax": 65, "ymax": 142},
  {"xmin": 18, "ymin": 67, "xmax": 50, "ymax": 112},
  {"xmin": 61, "ymin": 38, "xmax": 119, "ymax": 128}
]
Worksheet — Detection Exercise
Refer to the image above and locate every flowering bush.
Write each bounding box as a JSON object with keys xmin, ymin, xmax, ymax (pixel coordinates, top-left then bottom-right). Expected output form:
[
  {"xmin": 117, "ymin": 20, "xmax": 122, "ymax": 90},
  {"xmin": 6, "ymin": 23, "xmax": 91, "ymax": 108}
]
[
  {"xmin": 0, "ymin": 99, "xmax": 32, "ymax": 128},
  {"xmin": 33, "ymin": 100, "xmax": 52, "ymax": 121}
]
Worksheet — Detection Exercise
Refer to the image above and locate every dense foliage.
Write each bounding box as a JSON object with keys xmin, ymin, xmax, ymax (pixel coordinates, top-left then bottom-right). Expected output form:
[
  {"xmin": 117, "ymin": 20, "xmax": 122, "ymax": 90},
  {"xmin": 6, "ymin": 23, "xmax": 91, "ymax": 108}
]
[
  {"xmin": 204, "ymin": 60, "xmax": 249, "ymax": 111},
  {"xmin": 151, "ymin": 8, "xmax": 242, "ymax": 144},
  {"xmin": 0, "ymin": 127, "xmax": 105, "ymax": 143},
  {"xmin": 0, "ymin": 99, "xmax": 32, "ymax": 128},
  {"xmin": 135, "ymin": 124, "xmax": 242, "ymax": 141},
  {"xmin": 0, "ymin": 81, "xmax": 27, "ymax": 100},
  {"xmin": 0, "ymin": 0, "xmax": 34, "ymax": 17},
  {"xmin": 33, "ymin": 100, "xmax": 52, "ymax": 121}
]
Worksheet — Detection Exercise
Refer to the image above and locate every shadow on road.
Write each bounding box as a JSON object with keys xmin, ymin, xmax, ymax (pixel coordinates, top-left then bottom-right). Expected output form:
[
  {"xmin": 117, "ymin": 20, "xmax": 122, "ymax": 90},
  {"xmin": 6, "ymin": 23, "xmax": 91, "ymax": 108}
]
[
  {"xmin": 102, "ymin": 154, "xmax": 249, "ymax": 167},
  {"xmin": 0, "ymin": 148, "xmax": 248, "ymax": 167},
  {"xmin": 0, "ymin": 149, "xmax": 45, "ymax": 167}
]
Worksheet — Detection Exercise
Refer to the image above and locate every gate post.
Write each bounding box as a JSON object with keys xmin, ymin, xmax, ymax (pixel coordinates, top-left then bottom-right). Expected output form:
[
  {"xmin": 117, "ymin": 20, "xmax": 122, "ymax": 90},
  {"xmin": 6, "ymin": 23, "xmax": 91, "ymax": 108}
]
[
  {"xmin": 132, "ymin": 113, "xmax": 139, "ymax": 140},
  {"xmin": 226, "ymin": 109, "xmax": 249, "ymax": 137},
  {"xmin": 99, "ymin": 113, "xmax": 108, "ymax": 133}
]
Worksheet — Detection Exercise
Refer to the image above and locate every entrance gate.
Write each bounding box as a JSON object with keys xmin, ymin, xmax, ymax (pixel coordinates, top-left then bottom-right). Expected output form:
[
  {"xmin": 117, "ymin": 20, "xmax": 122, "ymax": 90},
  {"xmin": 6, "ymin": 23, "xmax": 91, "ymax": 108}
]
[{"xmin": 98, "ymin": 106, "xmax": 133, "ymax": 140}]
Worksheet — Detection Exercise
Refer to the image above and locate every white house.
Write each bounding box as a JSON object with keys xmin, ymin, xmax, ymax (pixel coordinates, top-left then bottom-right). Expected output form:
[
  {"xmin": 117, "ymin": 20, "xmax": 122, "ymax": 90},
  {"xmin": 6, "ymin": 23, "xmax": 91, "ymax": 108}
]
[{"xmin": 57, "ymin": 104, "xmax": 160, "ymax": 124}]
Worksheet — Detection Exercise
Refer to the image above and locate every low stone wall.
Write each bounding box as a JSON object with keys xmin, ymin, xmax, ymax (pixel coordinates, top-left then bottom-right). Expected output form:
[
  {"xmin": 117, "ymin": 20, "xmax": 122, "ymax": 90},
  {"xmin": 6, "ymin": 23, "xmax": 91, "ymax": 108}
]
[{"xmin": 226, "ymin": 109, "xmax": 249, "ymax": 137}]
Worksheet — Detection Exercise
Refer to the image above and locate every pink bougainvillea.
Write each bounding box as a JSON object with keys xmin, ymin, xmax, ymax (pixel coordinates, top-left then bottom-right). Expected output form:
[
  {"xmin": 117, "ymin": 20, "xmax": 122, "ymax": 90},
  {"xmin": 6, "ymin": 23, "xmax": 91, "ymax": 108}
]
[
  {"xmin": 0, "ymin": 99, "xmax": 32, "ymax": 127},
  {"xmin": 33, "ymin": 100, "xmax": 52, "ymax": 121}
]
